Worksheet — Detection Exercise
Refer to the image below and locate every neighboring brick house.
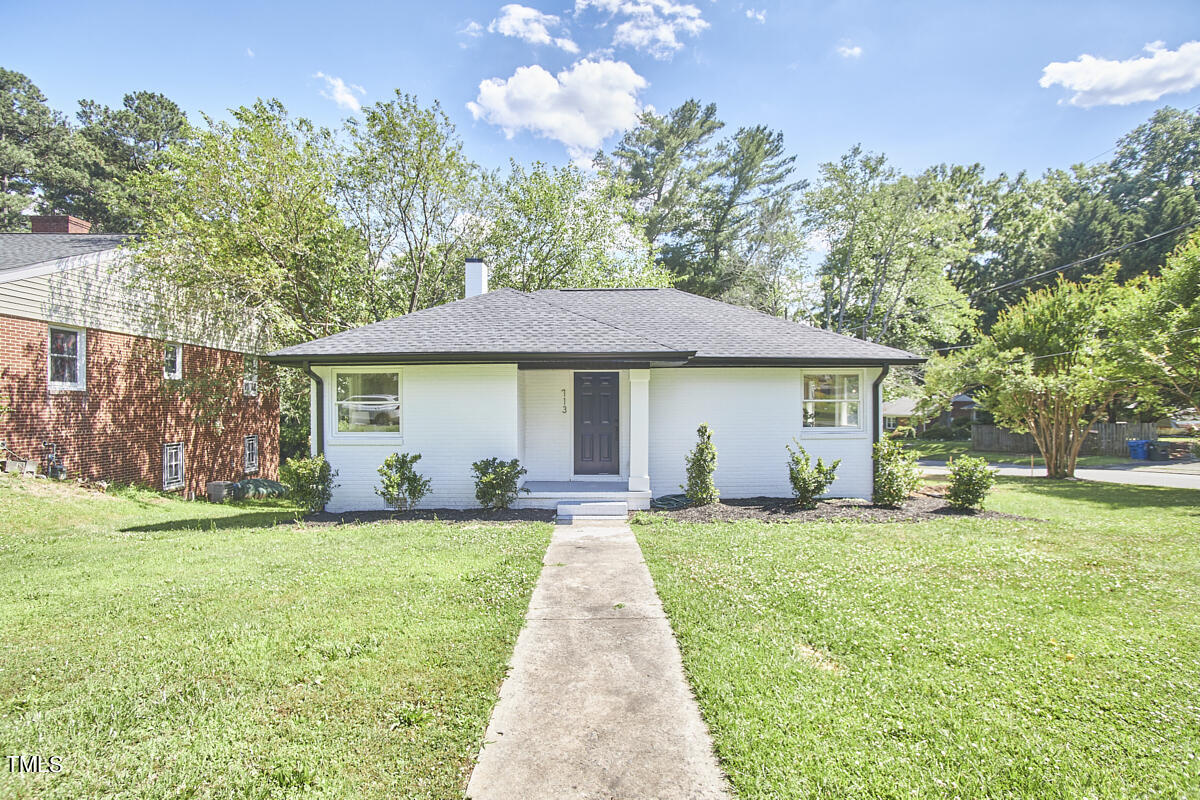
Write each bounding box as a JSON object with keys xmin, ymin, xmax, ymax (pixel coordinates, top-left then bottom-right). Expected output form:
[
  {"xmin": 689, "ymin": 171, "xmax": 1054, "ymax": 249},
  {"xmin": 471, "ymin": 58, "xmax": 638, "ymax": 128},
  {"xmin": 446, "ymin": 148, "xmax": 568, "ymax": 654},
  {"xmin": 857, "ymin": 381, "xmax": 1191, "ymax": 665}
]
[{"xmin": 0, "ymin": 216, "xmax": 278, "ymax": 495}]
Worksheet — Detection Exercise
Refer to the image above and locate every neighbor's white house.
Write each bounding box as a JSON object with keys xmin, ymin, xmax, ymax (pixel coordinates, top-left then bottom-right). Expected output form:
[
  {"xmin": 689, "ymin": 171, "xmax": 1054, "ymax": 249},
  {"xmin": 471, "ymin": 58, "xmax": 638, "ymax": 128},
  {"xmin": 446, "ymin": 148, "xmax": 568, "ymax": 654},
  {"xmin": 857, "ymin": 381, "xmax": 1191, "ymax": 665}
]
[{"xmin": 267, "ymin": 260, "xmax": 923, "ymax": 513}]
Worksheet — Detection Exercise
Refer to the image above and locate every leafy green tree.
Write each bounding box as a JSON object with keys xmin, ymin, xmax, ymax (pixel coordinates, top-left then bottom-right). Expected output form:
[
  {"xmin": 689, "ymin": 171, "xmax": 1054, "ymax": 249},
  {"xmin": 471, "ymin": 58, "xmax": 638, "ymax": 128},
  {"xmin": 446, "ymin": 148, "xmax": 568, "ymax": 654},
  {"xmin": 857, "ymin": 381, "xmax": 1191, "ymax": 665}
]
[
  {"xmin": 0, "ymin": 68, "xmax": 72, "ymax": 231},
  {"xmin": 482, "ymin": 161, "xmax": 673, "ymax": 291},
  {"xmin": 321, "ymin": 93, "xmax": 487, "ymax": 315},
  {"xmin": 923, "ymin": 273, "xmax": 1126, "ymax": 478},
  {"xmin": 805, "ymin": 147, "xmax": 975, "ymax": 351},
  {"xmin": 46, "ymin": 91, "xmax": 190, "ymax": 231},
  {"xmin": 1112, "ymin": 231, "xmax": 1200, "ymax": 414}
]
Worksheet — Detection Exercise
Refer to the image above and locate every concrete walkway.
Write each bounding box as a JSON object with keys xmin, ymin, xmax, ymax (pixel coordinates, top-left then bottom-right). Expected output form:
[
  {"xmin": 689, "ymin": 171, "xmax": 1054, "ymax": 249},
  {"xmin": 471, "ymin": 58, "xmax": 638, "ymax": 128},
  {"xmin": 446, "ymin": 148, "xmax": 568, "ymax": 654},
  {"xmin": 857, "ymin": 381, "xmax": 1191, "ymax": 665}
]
[
  {"xmin": 920, "ymin": 460, "xmax": 1200, "ymax": 490},
  {"xmin": 466, "ymin": 521, "xmax": 731, "ymax": 800}
]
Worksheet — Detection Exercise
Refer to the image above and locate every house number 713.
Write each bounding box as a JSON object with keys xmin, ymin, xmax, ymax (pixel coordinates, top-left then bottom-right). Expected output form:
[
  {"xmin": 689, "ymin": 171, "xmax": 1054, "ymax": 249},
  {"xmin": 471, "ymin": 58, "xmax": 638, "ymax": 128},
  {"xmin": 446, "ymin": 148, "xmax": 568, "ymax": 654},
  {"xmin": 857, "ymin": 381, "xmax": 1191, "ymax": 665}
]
[{"xmin": 561, "ymin": 389, "xmax": 567, "ymax": 414}]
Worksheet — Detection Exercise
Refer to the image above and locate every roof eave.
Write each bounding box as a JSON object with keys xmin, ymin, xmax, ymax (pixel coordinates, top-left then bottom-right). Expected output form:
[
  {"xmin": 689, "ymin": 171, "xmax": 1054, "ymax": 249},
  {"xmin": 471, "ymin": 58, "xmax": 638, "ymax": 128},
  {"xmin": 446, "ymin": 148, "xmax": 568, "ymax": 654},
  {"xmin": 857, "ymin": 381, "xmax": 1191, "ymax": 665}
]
[{"xmin": 264, "ymin": 350, "xmax": 697, "ymax": 366}]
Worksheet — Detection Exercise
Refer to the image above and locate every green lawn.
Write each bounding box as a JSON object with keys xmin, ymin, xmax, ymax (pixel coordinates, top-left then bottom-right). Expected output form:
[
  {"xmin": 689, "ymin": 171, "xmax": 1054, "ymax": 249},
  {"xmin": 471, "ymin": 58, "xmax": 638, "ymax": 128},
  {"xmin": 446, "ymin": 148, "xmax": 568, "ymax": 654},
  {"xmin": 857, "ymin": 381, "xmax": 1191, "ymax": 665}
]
[
  {"xmin": 636, "ymin": 479, "xmax": 1200, "ymax": 798},
  {"xmin": 0, "ymin": 475, "xmax": 550, "ymax": 799},
  {"xmin": 905, "ymin": 439, "xmax": 1134, "ymax": 467}
]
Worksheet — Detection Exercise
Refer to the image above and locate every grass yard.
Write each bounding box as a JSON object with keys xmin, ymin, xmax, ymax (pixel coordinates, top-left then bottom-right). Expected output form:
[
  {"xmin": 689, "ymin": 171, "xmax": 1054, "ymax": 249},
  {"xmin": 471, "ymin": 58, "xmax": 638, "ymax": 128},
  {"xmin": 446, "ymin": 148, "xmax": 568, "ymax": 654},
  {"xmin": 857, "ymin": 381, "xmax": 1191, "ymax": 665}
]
[
  {"xmin": 636, "ymin": 478, "xmax": 1200, "ymax": 798},
  {"xmin": 905, "ymin": 439, "xmax": 1133, "ymax": 467},
  {"xmin": 0, "ymin": 475, "xmax": 550, "ymax": 799}
]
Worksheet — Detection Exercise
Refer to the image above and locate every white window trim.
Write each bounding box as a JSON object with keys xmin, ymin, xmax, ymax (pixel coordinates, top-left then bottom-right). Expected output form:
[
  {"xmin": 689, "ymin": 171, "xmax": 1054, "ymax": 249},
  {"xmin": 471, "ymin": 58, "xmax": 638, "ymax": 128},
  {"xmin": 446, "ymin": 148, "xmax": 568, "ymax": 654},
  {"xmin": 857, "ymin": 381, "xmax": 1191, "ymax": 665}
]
[
  {"xmin": 327, "ymin": 366, "xmax": 404, "ymax": 444},
  {"xmin": 243, "ymin": 356, "xmax": 259, "ymax": 397},
  {"xmin": 47, "ymin": 325, "xmax": 86, "ymax": 393},
  {"xmin": 799, "ymin": 368, "xmax": 867, "ymax": 435},
  {"xmin": 243, "ymin": 434, "xmax": 260, "ymax": 474},
  {"xmin": 164, "ymin": 343, "xmax": 183, "ymax": 381},
  {"xmin": 163, "ymin": 442, "xmax": 185, "ymax": 490}
]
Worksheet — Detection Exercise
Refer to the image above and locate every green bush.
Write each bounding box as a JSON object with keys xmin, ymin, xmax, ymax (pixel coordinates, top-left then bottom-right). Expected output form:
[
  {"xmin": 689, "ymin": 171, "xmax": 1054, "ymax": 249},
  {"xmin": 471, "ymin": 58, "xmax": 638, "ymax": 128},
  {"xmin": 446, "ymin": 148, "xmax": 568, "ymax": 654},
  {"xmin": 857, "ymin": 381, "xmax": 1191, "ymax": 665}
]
[
  {"xmin": 280, "ymin": 455, "xmax": 337, "ymax": 513},
  {"xmin": 1190, "ymin": 441, "xmax": 1200, "ymax": 459},
  {"xmin": 471, "ymin": 457, "xmax": 528, "ymax": 509},
  {"xmin": 376, "ymin": 452, "xmax": 432, "ymax": 511},
  {"xmin": 681, "ymin": 423, "xmax": 719, "ymax": 505},
  {"xmin": 946, "ymin": 456, "xmax": 996, "ymax": 511},
  {"xmin": 919, "ymin": 424, "xmax": 966, "ymax": 441},
  {"xmin": 786, "ymin": 441, "xmax": 840, "ymax": 510},
  {"xmin": 873, "ymin": 439, "xmax": 922, "ymax": 508}
]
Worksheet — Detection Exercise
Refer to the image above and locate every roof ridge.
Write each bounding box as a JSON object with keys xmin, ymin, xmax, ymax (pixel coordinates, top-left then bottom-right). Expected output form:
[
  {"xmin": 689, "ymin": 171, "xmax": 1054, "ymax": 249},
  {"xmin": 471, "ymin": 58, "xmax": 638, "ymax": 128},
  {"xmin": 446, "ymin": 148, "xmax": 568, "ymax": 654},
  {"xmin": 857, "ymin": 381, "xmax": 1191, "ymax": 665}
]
[{"xmin": 527, "ymin": 289, "xmax": 687, "ymax": 353}]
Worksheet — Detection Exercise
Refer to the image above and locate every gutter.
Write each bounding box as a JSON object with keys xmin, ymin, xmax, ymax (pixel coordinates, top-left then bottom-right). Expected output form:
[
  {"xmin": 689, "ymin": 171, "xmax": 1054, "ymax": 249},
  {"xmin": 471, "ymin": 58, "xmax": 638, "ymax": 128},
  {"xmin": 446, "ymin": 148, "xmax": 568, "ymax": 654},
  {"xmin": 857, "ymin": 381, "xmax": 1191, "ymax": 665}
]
[
  {"xmin": 871, "ymin": 364, "xmax": 890, "ymax": 500},
  {"xmin": 301, "ymin": 361, "xmax": 324, "ymax": 457}
]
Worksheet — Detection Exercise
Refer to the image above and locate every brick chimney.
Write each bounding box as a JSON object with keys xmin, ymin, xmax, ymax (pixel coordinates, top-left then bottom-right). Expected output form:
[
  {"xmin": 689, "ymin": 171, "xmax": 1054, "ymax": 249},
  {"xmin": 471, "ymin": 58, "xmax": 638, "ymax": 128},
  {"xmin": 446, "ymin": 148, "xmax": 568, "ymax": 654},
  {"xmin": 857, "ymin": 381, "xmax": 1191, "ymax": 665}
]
[{"xmin": 30, "ymin": 215, "xmax": 92, "ymax": 234}]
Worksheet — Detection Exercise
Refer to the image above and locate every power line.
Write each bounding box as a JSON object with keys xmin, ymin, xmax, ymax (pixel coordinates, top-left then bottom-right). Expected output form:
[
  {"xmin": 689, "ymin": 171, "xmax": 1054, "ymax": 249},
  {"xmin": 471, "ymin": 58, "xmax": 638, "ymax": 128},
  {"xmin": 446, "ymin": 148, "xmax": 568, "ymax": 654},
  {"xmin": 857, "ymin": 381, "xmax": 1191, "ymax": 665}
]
[
  {"xmin": 851, "ymin": 216, "xmax": 1200, "ymax": 336},
  {"xmin": 1079, "ymin": 100, "xmax": 1200, "ymax": 167}
]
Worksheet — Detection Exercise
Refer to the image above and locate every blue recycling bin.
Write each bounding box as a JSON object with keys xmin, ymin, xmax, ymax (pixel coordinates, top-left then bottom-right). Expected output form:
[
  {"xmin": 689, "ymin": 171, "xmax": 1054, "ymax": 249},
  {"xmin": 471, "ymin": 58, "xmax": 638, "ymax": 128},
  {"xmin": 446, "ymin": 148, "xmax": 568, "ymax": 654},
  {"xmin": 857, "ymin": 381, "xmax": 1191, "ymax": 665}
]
[{"xmin": 1127, "ymin": 440, "xmax": 1150, "ymax": 460}]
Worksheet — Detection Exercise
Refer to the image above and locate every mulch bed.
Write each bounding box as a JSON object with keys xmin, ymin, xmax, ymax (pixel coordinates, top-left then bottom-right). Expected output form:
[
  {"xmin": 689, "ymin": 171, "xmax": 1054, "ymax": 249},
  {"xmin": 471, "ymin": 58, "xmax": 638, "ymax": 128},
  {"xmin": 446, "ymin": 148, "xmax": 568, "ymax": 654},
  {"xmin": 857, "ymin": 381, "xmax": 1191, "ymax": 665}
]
[
  {"xmin": 304, "ymin": 508, "xmax": 556, "ymax": 525},
  {"xmin": 637, "ymin": 489, "xmax": 1031, "ymax": 524}
]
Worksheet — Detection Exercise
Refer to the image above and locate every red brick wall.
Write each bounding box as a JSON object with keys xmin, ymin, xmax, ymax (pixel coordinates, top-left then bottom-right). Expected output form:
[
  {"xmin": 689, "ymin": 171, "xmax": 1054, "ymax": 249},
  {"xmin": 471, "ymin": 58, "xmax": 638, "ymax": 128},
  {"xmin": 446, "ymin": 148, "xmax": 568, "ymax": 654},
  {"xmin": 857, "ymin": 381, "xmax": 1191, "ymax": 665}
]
[{"xmin": 0, "ymin": 313, "xmax": 278, "ymax": 496}]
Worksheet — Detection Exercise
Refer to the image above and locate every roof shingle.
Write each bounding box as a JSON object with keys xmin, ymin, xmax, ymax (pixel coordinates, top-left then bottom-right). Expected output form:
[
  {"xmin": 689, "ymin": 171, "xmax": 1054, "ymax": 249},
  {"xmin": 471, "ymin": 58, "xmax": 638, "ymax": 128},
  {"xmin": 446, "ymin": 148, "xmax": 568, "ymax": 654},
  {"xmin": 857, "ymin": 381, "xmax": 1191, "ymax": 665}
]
[
  {"xmin": 0, "ymin": 233, "xmax": 130, "ymax": 273},
  {"xmin": 269, "ymin": 287, "xmax": 923, "ymax": 365}
]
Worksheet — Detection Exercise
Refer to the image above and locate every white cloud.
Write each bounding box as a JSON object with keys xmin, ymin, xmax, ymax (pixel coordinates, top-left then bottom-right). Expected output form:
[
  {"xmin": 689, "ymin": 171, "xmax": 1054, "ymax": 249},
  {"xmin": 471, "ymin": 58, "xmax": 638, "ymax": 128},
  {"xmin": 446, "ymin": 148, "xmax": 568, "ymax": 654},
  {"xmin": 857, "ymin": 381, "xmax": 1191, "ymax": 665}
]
[
  {"xmin": 836, "ymin": 43, "xmax": 862, "ymax": 59},
  {"xmin": 489, "ymin": 4, "xmax": 580, "ymax": 53},
  {"xmin": 1040, "ymin": 40, "xmax": 1200, "ymax": 107},
  {"xmin": 313, "ymin": 72, "xmax": 365, "ymax": 112},
  {"xmin": 575, "ymin": 0, "xmax": 708, "ymax": 60},
  {"xmin": 468, "ymin": 58, "xmax": 648, "ymax": 160},
  {"xmin": 745, "ymin": 8, "xmax": 766, "ymax": 23},
  {"xmin": 245, "ymin": 47, "xmax": 255, "ymax": 58}
]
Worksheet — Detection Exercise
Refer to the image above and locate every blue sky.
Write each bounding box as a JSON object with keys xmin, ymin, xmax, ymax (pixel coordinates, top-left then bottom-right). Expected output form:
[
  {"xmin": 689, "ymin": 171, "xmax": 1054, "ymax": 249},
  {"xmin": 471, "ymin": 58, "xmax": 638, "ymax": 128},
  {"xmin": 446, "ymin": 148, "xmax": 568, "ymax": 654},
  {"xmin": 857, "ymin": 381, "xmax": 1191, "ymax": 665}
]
[{"xmin": 6, "ymin": 0, "xmax": 1200, "ymax": 180}]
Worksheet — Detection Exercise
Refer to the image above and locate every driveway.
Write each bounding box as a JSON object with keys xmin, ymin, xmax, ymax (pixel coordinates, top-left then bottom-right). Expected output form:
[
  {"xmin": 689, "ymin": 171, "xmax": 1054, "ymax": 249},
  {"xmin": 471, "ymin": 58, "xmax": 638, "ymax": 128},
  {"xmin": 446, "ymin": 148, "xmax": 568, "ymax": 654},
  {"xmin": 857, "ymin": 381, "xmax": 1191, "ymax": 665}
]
[{"xmin": 920, "ymin": 459, "xmax": 1200, "ymax": 490}]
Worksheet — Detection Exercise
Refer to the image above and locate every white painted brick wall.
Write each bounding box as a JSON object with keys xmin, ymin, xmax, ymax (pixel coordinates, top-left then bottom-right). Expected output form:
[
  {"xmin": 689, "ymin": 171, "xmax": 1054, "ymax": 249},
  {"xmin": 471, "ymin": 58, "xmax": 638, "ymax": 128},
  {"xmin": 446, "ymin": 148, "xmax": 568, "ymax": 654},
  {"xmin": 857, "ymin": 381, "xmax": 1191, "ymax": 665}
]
[
  {"xmin": 648, "ymin": 367, "xmax": 880, "ymax": 500},
  {"xmin": 518, "ymin": 369, "xmax": 630, "ymax": 481},
  {"xmin": 321, "ymin": 364, "xmax": 518, "ymax": 511}
]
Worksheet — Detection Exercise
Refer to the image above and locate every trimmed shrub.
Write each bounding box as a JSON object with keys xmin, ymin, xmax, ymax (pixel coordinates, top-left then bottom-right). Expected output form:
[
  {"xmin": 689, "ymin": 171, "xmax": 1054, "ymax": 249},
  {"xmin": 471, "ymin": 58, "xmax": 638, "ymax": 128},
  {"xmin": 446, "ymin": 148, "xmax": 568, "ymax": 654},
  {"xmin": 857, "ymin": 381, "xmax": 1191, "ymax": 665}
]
[
  {"xmin": 873, "ymin": 439, "xmax": 922, "ymax": 508},
  {"xmin": 681, "ymin": 423, "xmax": 719, "ymax": 505},
  {"xmin": 786, "ymin": 441, "xmax": 840, "ymax": 510},
  {"xmin": 1191, "ymin": 441, "xmax": 1200, "ymax": 459},
  {"xmin": 376, "ymin": 452, "xmax": 432, "ymax": 511},
  {"xmin": 280, "ymin": 455, "xmax": 337, "ymax": 513},
  {"xmin": 919, "ymin": 424, "xmax": 965, "ymax": 441},
  {"xmin": 472, "ymin": 457, "xmax": 529, "ymax": 510},
  {"xmin": 946, "ymin": 456, "xmax": 996, "ymax": 511}
]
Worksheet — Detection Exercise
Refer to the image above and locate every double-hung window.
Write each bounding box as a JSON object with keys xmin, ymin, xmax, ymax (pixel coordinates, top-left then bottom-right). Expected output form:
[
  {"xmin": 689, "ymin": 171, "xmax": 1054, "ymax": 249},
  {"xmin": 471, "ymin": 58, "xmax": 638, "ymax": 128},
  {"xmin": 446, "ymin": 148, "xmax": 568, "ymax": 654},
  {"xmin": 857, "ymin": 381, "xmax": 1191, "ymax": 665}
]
[
  {"xmin": 802, "ymin": 372, "xmax": 863, "ymax": 430},
  {"xmin": 48, "ymin": 326, "xmax": 86, "ymax": 392},
  {"xmin": 163, "ymin": 443, "xmax": 185, "ymax": 490},
  {"xmin": 243, "ymin": 435, "xmax": 259, "ymax": 474},
  {"xmin": 334, "ymin": 370, "xmax": 402, "ymax": 435},
  {"xmin": 164, "ymin": 344, "xmax": 183, "ymax": 380},
  {"xmin": 243, "ymin": 356, "xmax": 259, "ymax": 397}
]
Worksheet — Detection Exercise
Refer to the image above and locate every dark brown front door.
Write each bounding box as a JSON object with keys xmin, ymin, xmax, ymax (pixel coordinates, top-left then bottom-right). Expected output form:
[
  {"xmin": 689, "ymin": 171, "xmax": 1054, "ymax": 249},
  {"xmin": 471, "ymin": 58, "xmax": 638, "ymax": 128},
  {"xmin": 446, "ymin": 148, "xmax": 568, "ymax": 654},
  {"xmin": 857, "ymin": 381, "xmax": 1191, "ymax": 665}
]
[{"xmin": 574, "ymin": 372, "xmax": 619, "ymax": 475}]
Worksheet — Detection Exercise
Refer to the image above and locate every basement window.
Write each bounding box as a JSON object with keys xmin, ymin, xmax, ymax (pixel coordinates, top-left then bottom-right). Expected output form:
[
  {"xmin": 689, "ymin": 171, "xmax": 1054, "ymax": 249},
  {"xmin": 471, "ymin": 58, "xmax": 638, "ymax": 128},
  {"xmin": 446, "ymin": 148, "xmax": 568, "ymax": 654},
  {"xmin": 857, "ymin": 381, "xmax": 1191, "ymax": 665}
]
[
  {"xmin": 243, "ymin": 435, "xmax": 259, "ymax": 474},
  {"xmin": 164, "ymin": 344, "xmax": 183, "ymax": 381},
  {"xmin": 802, "ymin": 372, "xmax": 863, "ymax": 429},
  {"xmin": 48, "ymin": 326, "xmax": 86, "ymax": 392},
  {"xmin": 163, "ymin": 443, "xmax": 185, "ymax": 490}
]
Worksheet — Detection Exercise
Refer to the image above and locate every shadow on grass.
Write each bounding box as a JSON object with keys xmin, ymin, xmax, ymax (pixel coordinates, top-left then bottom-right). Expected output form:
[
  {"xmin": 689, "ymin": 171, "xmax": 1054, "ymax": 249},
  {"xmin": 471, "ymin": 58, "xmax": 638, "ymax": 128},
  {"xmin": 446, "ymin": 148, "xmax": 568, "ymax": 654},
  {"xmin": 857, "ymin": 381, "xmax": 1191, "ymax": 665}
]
[
  {"xmin": 119, "ymin": 507, "xmax": 304, "ymax": 533},
  {"xmin": 995, "ymin": 475, "xmax": 1200, "ymax": 513}
]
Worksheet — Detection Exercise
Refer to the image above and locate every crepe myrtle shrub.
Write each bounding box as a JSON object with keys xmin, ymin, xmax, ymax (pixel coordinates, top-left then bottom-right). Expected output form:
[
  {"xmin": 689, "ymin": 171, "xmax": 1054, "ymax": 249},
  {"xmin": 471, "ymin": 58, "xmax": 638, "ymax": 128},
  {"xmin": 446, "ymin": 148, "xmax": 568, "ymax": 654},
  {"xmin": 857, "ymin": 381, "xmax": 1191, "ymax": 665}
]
[
  {"xmin": 472, "ymin": 457, "xmax": 529, "ymax": 510},
  {"xmin": 946, "ymin": 456, "xmax": 996, "ymax": 511},
  {"xmin": 873, "ymin": 438, "xmax": 922, "ymax": 508},
  {"xmin": 682, "ymin": 423, "xmax": 719, "ymax": 505},
  {"xmin": 376, "ymin": 452, "xmax": 432, "ymax": 511},
  {"xmin": 280, "ymin": 454, "xmax": 337, "ymax": 513},
  {"xmin": 786, "ymin": 441, "xmax": 840, "ymax": 510}
]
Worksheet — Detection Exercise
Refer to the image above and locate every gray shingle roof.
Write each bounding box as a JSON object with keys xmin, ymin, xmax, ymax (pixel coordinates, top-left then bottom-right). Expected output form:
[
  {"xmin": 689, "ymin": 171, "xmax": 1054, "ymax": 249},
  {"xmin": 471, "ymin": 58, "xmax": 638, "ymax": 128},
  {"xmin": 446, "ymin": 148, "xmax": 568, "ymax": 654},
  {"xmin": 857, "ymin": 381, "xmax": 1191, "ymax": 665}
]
[
  {"xmin": 0, "ymin": 233, "xmax": 129, "ymax": 273},
  {"xmin": 270, "ymin": 287, "xmax": 923, "ymax": 365}
]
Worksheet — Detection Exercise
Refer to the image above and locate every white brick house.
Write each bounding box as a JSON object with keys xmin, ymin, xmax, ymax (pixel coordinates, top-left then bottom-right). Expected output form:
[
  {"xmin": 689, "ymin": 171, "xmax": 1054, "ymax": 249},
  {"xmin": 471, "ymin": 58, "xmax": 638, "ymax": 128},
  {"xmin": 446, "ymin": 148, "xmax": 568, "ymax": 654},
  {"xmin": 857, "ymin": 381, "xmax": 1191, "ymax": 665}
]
[{"xmin": 267, "ymin": 260, "xmax": 923, "ymax": 513}]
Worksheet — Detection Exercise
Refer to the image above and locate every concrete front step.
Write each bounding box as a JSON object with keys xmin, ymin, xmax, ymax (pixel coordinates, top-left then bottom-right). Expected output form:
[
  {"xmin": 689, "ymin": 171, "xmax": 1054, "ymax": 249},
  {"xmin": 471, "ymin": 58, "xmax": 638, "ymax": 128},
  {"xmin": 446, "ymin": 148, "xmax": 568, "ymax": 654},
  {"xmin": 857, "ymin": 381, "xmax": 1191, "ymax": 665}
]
[{"xmin": 556, "ymin": 500, "xmax": 628, "ymax": 521}]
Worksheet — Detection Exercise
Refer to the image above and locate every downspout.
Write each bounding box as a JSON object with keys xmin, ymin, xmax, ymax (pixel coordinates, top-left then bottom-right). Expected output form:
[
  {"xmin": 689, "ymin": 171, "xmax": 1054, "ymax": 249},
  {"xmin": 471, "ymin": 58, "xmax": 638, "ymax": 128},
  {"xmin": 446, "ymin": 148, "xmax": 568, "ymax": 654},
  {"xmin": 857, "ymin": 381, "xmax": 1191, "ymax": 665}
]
[
  {"xmin": 871, "ymin": 364, "xmax": 890, "ymax": 498},
  {"xmin": 301, "ymin": 361, "xmax": 324, "ymax": 457}
]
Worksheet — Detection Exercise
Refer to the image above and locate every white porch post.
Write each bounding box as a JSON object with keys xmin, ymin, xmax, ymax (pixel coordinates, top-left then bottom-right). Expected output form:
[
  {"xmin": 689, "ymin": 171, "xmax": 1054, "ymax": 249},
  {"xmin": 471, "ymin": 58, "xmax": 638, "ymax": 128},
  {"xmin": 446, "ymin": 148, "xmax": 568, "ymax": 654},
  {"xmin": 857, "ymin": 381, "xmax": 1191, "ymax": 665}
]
[{"xmin": 628, "ymin": 369, "xmax": 650, "ymax": 492}]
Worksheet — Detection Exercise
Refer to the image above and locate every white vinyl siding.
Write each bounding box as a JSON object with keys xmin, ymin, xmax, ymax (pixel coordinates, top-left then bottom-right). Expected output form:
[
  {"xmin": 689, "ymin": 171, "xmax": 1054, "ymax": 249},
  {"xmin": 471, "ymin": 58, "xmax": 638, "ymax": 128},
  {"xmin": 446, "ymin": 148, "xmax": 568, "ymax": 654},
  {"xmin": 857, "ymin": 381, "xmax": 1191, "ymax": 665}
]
[
  {"xmin": 47, "ymin": 325, "xmax": 85, "ymax": 392},
  {"xmin": 163, "ymin": 443, "xmax": 185, "ymax": 490},
  {"xmin": 648, "ymin": 367, "xmax": 880, "ymax": 500},
  {"xmin": 318, "ymin": 364, "xmax": 519, "ymax": 512}
]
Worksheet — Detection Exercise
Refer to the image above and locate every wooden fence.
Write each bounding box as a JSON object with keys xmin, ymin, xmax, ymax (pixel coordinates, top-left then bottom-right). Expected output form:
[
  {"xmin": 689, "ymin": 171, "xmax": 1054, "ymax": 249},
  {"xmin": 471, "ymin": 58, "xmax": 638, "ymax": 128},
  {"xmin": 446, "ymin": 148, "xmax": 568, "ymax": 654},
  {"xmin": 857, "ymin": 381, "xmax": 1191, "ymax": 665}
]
[{"xmin": 971, "ymin": 422, "xmax": 1158, "ymax": 457}]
